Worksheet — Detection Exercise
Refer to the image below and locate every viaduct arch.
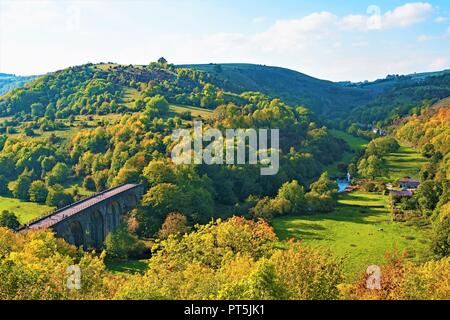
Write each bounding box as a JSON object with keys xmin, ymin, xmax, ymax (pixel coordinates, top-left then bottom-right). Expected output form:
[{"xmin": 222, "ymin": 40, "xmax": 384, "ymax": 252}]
[{"xmin": 21, "ymin": 184, "xmax": 144, "ymax": 249}]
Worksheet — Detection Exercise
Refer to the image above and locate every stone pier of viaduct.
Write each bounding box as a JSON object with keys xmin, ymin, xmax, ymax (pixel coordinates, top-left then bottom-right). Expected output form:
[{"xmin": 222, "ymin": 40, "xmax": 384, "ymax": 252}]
[{"xmin": 21, "ymin": 184, "xmax": 144, "ymax": 249}]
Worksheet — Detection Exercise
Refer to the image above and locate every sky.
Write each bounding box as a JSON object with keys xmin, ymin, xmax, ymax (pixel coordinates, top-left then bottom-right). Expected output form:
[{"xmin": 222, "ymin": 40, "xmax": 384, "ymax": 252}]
[{"xmin": 0, "ymin": 0, "xmax": 449, "ymax": 81}]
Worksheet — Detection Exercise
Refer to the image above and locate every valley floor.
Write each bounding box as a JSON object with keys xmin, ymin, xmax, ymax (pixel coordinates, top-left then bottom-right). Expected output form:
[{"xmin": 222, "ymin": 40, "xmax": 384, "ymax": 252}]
[
  {"xmin": 272, "ymin": 191, "xmax": 432, "ymax": 280},
  {"xmin": 0, "ymin": 196, "xmax": 54, "ymax": 224}
]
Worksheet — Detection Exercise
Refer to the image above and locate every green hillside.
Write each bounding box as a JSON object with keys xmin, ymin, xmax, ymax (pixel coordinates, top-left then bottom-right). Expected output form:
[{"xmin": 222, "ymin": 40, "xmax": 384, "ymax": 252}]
[{"xmin": 180, "ymin": 63, "xmax": 374, "ymax": 118}]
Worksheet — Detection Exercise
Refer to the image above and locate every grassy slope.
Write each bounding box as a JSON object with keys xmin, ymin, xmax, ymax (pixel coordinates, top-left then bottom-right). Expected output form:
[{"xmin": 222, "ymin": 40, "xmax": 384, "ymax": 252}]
[
  {"xmin": 0, "ymin": 196, "xmax": 54, "ymax": 223},
  {"xmin": 382, "ymin": 145, "xmax": 427, "ymax": 181},
  {"xmin": 169, "ymin": 104, "xmax": 213, "ymax": 119},
  {"xmin": 272, "ymin": 191, "xmax": 431, "ymax": 280},
  {"xmin": 325, "ymin": 130, "xmax": 368, "ymax": 176}
]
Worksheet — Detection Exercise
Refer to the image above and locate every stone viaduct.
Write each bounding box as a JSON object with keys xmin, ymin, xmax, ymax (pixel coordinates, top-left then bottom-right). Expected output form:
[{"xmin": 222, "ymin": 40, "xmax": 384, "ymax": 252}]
[{"xmin": 21, "ymin": 184, "xmax": 144, "ymax": 249}]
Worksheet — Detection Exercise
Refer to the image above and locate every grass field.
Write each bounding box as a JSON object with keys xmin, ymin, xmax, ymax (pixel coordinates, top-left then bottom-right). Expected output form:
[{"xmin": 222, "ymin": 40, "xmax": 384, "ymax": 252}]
[
  {"xmin": 0, "ymin": 196, "xmax": 54, "ymax": 223},
  {"xmin": 382, "ymin": 145, "xmax": 427, "ymax": 181},
  {"xmin": 105, "ymin": 259, "xmax": 149, "ymax": 274},
  {"xmin": 329, "ymin": 129, "xmax": 368, "ymax": 152},
  {"xmin": 169, "ymin": 104, "xmax": 213, "ymax": 119},
  {"xmin": 325, "ymin": 130, "xmax": 368, "ymax": 176},
  {"xmin": 272, "ymin": 191, "xmax": 431, "ymax": 280}
]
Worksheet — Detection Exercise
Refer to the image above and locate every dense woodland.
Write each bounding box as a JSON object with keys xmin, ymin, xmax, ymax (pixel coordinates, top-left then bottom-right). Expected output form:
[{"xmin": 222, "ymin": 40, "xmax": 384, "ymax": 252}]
[{"xmin": 0, "ymin": 61, "xmax": 449, "ymax": 300}]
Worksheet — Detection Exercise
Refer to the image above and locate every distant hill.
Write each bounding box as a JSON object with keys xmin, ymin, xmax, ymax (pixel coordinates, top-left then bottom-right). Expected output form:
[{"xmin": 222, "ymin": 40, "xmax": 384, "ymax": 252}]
[
  {"xmin": 1, "ymin": 62, "xmax": 448, "ymax": 127},
  {"xmin": 179, "ymin": 63, "xmax": 374, "ymax": 119},
  {"xmin": 341, "ymin": 69, "xmax": 450, "ymax": 95},
  {"xmin": 0, "ymin": 73, "xmax": 37, "ymax": 95},
  {"xmin": 180, "ymin": 64, "xmax": 450, "ymax": 124},
  {"xmin": 348, "ymin": 73, "xmax": 450, "ymax": 126}
]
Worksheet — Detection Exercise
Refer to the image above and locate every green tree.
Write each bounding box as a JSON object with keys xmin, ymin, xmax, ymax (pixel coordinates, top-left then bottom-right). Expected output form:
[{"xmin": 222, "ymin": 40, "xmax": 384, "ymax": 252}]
[
  {"xmin": 12, "ymin": 175, "xmax": 32, "ymax": 200},
  {"xmin": 47, "ymin": 163, "xmax": 71, "ymax": 185},
  {"xmin": 416, "ymin": 180, "xmax": 442, "ymax": 215},
  {"xmin": 276, "ymin": 180, "xmax": 307, "ymax": 214},
  {"xmin": 0, "ymin": 210, "xmax": 20, "ymax": 230},
  {"xmin": 358, "ymin": 155, "xmax": 384, "ymax": 179},
  {"xmin": 105, "ymin": 225, "xmax": 146, "ymax": 260},
  {"xmin": 28, "ymin": 180, "xmax": 49, "ymax": 203},
  {"xmin": 83, "ymin": 175, "xmax": 96, "ymax": 192},
  {"xmin": 0, "ymin": 175, "xmax": 9, "ymax": 196},
  {"xmin": 145, "ymin": 95, "xmax": 169, "ymax": 115},
  {"xmin": 46, "ymin": 185, "xmax": 73, "ymax": 208},
  {"xmin": 31, "ymin": 103, "xmax": 45, "ymax": 117},
  {"xmin": 310, "ymin": 172, "xmax": 337, "ymax": 195}
]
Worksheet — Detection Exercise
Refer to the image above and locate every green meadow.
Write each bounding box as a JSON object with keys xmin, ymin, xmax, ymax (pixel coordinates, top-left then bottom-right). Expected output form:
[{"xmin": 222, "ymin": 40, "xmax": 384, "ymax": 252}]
[
  {"xmin": 382, "ymin": 145, "xmax": 427, "ymax": 181},
  {"xmin": 325, "ymin": 130, "xmax": 368, "ymax": 176},
  {"xmin": 272, "ymin": 191, "xmax": 431, "ymax": 280},
  {"xmin": 0, "ymin": 196, "xmax": 54, "ymax": 224}
]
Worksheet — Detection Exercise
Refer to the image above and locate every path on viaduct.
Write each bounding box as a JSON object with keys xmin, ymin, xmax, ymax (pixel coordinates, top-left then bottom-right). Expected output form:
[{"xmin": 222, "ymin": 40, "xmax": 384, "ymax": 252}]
[{"xmin": 21, "ymin": 184, "xmax": 144, "ymax": 249}]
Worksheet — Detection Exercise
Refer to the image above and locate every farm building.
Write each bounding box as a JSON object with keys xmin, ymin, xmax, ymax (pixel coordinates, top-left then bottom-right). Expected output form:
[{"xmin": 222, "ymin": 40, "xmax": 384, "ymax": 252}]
[
  {"xmin": 398, "ymin": 177, "xmax": 420, "ymax": 189},
  {"xmin": 390, "ymin": 190, "xmax": 413, "ymax": 197}
]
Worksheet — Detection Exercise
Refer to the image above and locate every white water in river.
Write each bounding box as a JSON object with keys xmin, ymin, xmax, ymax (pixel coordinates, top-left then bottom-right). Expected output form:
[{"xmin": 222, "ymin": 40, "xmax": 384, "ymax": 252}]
[{"xmin": 337, "ymin": 179, "xmax": 350, "ymax": 193}]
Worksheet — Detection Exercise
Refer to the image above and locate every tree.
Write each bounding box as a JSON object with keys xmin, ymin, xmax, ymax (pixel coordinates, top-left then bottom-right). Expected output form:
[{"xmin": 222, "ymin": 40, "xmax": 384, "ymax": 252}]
[
  {"xmin": 271, "ymin": 242, "xmax": 343, "ymax": 299},
  {"xmin": 105, "ymin": 225, "xmax": 146, "ymax": 260},
  {"xmin": 12, "ymin": 174, "xmax": 31, "ymax": 200},
  {"xmin": 0, "ymin": 210, "xmax": 20, "ymax": 230},
  {"xmin": 158, "ymin": 212, "xmax": 190, "ymax": 239},
  {"xmin": 142, "ymin": 160, "xmax": 176, "ymax": 187},
  {"xmin": 431, "ymin": 202, "xmax": 450, "ymax": 257},
  {"xmin": 29, "ymin": 180, "xmax": 49, "ymax": 203},
  {"xmin": 47, "ymin": 163, "xmax": 71, "ymax": 185},
  {"xmin": 44, "ymin": 103, "xmax": 56, "ymax": 121},
  {"xmin": 415, "ymin": 180, "xmax": 442, "ymax": 215},
  {"xmin": 310, "ymin": 172, "xmax": 337, "ymax": 195},
  {"xmin": 31, "ymin": 103, "xmax": 45, "ymax": 117},
  {"xmin": 142, "ymin": 183, "xmax": 187, "ymax": 216},
  {"xmin": 276, "ymin": 180, "xmax": 307, "ymax": 214},
  {"xmin": 83, "ymin": 175, "xmax": 96, "ymax": 192},
  {"xmin": 46, "ymin": 185, "xmax": 73, "ymax": 208},
  {"xmin": 0, "ymin": 175, "xmax": 9, "ymax": 196},
  {"xmin": 145, "ymin": 95, "xmax": 169, "ymax": 115},
  {"xmin": 422, "ymin": 143, "xmax": 435, "ymax": 158},
  {"xmin": 358, "ymin": 155, "xmax": 384, "ymax": 179}
]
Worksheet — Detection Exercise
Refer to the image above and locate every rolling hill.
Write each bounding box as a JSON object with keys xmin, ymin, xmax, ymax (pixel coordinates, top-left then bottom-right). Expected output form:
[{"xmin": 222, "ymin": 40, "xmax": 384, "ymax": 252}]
[
  {"xmin": 0, "ymin": 73, "xmax": 37, "ymax": 95},
  {"xmin": 180, "ymin": 63, "xmax": 374, "ymax": 118},
  {"xmin": 1, "ymin": 62, "xmax": 449, "ymax": 127},
  {"xmin": 181, "ymin": 63, "xmax": 450, "ymax": 125}
]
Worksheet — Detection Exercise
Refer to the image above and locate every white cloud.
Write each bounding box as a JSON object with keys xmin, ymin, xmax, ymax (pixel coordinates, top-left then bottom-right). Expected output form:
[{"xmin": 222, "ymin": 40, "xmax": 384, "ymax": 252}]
[
  {"xmin": 340, "ymin": 2, "xmax": 433, "ymax": 31},
  {"xmin": 382, "ymin": 2, "xmax": 433, "ymax": 28},
  {"xmin": 253, "ymin": 12, "xmax": 338, "ymax": 53},
  {"xmin": 448, "ymin": 26, "xmax": 450, "ymax": 34}
]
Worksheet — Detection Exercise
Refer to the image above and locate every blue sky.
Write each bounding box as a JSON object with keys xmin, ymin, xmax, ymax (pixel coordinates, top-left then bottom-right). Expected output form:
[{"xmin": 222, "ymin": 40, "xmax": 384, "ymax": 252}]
[{"xmin": 0, "ymin": 0, "xmax": 449, "ymax": 81}]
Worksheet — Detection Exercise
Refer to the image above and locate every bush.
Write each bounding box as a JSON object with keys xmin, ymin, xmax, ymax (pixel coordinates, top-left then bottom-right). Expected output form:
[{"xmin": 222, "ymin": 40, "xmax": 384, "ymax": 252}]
[
  {"xmin": 46, "ymin": 185, "xmax": 73, "ymax": 208},
  {"xmin": 0, "ymin": 210, "xmax": 20, "ymax": 230},
  {"xmin": 29, "ymin": 180, "xmax": 49, "ymax": 203},
  {"xmin": 12, "ymin": 175, "xmax": 31, "ymax": 200},
  {"xmin": 105, "ymin": 225, "xmax": 147, "ymax": 260}
]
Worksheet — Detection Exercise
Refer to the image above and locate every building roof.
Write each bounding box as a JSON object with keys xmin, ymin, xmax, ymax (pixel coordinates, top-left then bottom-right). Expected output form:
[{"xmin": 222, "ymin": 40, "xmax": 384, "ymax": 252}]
[
  {"xmin": 399, "ymin": 177, "xmax": 420, "ymax": 183},
  {"xmin": 390, "ymin": 190, "xmax": 413, "ymax": 197}
]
